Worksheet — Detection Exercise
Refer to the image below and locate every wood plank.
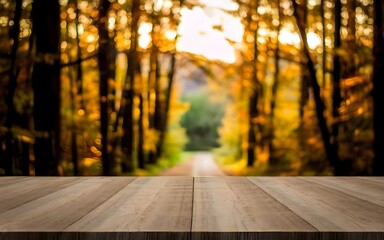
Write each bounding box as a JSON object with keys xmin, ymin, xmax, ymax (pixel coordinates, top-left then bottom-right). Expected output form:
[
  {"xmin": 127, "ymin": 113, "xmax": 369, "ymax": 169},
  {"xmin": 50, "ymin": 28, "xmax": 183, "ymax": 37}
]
[
  {"xmin": 2, "ymin": 229, "xmax": 384, "ymax": 240},
  {"xmin": 358, "ymin": 177, "xmax": 384, "ymax": 184},
  {"xmin": 65, "ymin": 176, "xmax": 193, "ymax": 240},
  {"xmin": 191, "ymin": 232, "xmax": 384, "ymax": 240},
  {"xmin": 0, "ymin": 177, "xmax": 28, "ymax": 188},
  {"xmin": 249, "ymin": 177, "xmax": 384, "ymax": 233},
  {"xmin": 0, "ymin": 232, "xmax": 190, "ymax": 240},
  {"xmin": 0, "ymin": 177, "xmax": 84, "ymax": 212},
  {"xmin": 0, "ymin": 177, "xmax": 135, "ymax": 232},
  {"xmin": 192, "ymin": 177, "xmax": 317, "ymax": 240},
  {"xmin": 303, "ymin": 177, "xmax": 384, "ymax": 207},
  {"xmin": 0, "ymin": 176, "xmax": 383, "ymax": 240}
]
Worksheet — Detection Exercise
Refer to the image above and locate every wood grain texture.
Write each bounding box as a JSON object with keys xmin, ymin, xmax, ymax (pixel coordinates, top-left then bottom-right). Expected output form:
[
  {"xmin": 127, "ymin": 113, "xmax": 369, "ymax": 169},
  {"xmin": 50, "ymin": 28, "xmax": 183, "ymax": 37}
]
[
  {"xmin": 248, "ymin": 177, "xmax": 384, "ymax": 232},
  {"xmin": 358, "ymin": 177, "xmax": 384, "ymax": 184},
  {"xmin": 0, "ymin": 232, "xmax": 190, "ymax": 240},
  {"xmin": 303, "ymin": 177, "xmax": 384, "ymax": 207},
  {"xmin": 0, "ymin": 177, "xmax": 135, "ymax": 231},
  {"xmin": 65, "ymin": 177, "xmax": 192, "ymax": 240},
  {"xmin": 192, "ymin": 177, "xmax": 316, "ymax": 240},
  {"xmin": 0, "ymin": 177, "xmax": 83, "ymax": 212},
  {"xmin": 0, "ymin": 176, "xmax": 383, "ymax": 240},
  {"xmin": 0, "ymin": 177, "xmax": 27, "ymax": 188}
]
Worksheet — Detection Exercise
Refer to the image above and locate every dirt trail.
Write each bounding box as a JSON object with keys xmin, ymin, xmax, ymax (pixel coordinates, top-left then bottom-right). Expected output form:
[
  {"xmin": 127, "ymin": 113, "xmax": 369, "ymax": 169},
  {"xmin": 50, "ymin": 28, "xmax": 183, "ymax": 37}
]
[{"xmin": 160, "ymin": 152, "xmax": 225, "ymax": 176}]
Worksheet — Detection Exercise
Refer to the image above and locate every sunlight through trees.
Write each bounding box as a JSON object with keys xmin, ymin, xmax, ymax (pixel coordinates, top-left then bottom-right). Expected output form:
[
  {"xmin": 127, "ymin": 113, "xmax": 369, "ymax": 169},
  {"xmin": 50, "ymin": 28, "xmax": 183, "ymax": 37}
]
[{"xmin": 0, "ymin": 0, "xmax": 382, "ymax": 176}]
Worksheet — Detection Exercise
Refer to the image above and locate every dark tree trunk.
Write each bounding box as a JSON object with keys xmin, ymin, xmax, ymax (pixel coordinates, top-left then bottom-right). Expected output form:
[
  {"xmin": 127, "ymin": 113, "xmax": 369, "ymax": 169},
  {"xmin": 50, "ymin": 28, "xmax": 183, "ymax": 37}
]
[
  {"xmin": 157, "ymin": 53, "xmax": 176, "ymax": 157},
  {"xmin": 320, "ymin": 0, "xmax": 326, "ymax": 88},
  {"xmin": 346, "ymin": 0, "xmax": 356, "ymax": 76},
  {"xmin": 247, "ymin": 87, "xmax": 258, "ymax": 167},
  {"xmin": 70, "ymin": 68, "xmax": 79, "ymax": 175},
  {"xmin": 246, "ymin": 0, "xmax": 259, "ymax": 167},
  {"xmin": 75, "ymin": 0, "xmax": 84, "ymax": 109},
  {"xmin": 98, "ymin": 0, "xmax": 110, "ymax": 175},
  {"xmin": 268, "ymin": 0, "xmax": 281, "ymax": 164},
  {"xmin": 299, "ymin": 0, "xmax": 309, "ymax": 123},
  {"xmin": 292, "ymin": 0, "xmax": 342, "ymax": 175},
  {"xmin": 332, "ymin": 0, "xmax": 344, "ymax": 174},
  {"xmin": 136, "ymin": 59, "xmax": 145, "ymax": 169},
  {"xmin": 138, "ymin": 86, "xmax": 145, "ymax": 169},
  {"xmin": 32, "ymin": 0, "xmax": 61, "ymax": 176},
  {"xmin": 299, "ymin": 75, "xmax": 310, "ymax": 121},
  {"xmin": 147, "ymin": 45, "xmax": 159, "ymax": 164},
  {"xmin": 270, "ymin": 9, "xmax": 280, "ymax": 118},
  {"xmin": 4, "ymin": 0, "xmax": 22, "ymax": 175},
  {"xmin": 372, "ymin": 0, "xmax": 384, "ymax": 175},
  {"xmin": 69, "ymin": 0, "xmax": 84, "ymax": 176},
  {"xmin": 106, "ymin": 37, "xmax": 117, "ymax": 171},
  {"xmin": 122, "ymin": 1, "xmax": 140, "ymax": 172},
  {"xmin": 107, "ymin": 39, "xmax": 117, "ymax": 113},
  {"xmin": 122, "ymin": 85, "xmax": 134, "ymax": 172},
  {"xmin": 121, "ymin": 90, "xmax": 134, "ymax": 172},
  {"xmin": 153, "ymin": 55, "xmax": 163, "ymax": 150},
  {"xmin": 71, "ymin": 130, "xmax": 78, "ymax": 175}
]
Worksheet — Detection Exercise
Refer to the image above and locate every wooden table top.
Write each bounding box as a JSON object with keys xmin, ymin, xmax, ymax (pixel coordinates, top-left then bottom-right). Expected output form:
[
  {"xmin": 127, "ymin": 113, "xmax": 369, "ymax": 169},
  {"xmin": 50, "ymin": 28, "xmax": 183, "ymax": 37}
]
[{"xmin": 0, "ymin": 176, "xmax": 383, "ymax": 240}]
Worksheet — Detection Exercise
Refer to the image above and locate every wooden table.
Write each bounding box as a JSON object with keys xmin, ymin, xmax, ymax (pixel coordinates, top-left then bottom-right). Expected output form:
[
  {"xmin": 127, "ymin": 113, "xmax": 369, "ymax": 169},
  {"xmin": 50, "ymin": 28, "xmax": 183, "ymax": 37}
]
[{"xmin": 0, "ymin": 177, "xmax": 383, "ymax": 240}]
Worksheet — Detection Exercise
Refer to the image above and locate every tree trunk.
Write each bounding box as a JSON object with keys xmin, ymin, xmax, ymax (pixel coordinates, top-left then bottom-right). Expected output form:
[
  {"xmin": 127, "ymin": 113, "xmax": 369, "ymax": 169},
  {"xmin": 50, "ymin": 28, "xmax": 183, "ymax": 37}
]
[
  {"xmin": 298, "ymin": 0, "xmax": 310, "ymax": 124},
  {"xmin": 136, "ymin": 59, "xmax": 145, "ymax": 169},
  {"xmin": 346, "ymin": 0, "xmax": 356, "ymax": 76},
  {"xmin": 270, "ymin": 4, "xmax": 280, "ymax": 119},
  {"xmin": 320, "ymin": 0, "xmax": 326, "ymax": 88},
  {"xmin": 372, "ymin": 0, "xmax": 384, "ymax": 175},
  {"xmin": 247, "ymin": 87, "xmax": 258, "ymax": 167},
  {"xmin": 299, "ymin": 0, "xmax": 310, "ymax": 123},
  {"xmin": 268, "ymin": 0, "xmax": 281, "ymax": 164},
  {"xmin": 98, "ymin": 0, "xmax": 110, "ymax": 176},
  {"xmin": 332, "ymin": 0, "xmax": 345, "ymax": 174},
  {"xmin": 122, "ymin": 1, "xmax": 140, "ymax": 172},
  {"xmin": 4, "ymin": 0, "xmax": 22, "ymax": 175},
  {"xmin": 107, "ymin": 39, "xmax": 117, "ymax": 113},
  {"xmin": 147, "ymin": 44, "xmax": 159, "ymax": 164},
  {"xmin": 247, "ymin": 0, "xmax": 259, "ymax": 167},
  {"xmin": 32, "ymin": 0, "xmax": 61, "ymax": 176},
  {"xmin": 299, "ymin": 75, "xmax": 310, "ymax": 121},
  {"xmin": 75, "ymin": 0, "xmax": 84, "ymax": 109},
  {"xmin": 157, "ymin": 53, "xmax": 176, "ymax": 158},
  {"xmin": 153, "ymin": 54, "xmax": 163, "ymax": 157},
  {"xmin": 69, "ymin": 0, "xmax": 84, "ymax": 176},
  {"xmin": 138, "ymin": 90, "xmax": 145, "ymax": 169},
  {"xmin": 70, "ymin": 68, "xmax": 79, "ymax": 175},
  {"xmin": 292, "ymin": 0, "xmax": 342, "ymax": 175}
]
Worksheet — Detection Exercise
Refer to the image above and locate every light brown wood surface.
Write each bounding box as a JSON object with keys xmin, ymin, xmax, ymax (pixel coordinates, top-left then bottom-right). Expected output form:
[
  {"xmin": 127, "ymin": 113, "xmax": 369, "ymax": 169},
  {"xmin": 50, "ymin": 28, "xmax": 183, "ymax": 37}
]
[
  {"xmin": 248, "ymin": 177, "xmax": 384, "ymax": 231},
  {"xmin": 303, "ymin": 177, "xmax": 384, "ymax": 207},
  {"xmin": 0, "ymin": 176, "xmax": 383, "ymax": 240}
]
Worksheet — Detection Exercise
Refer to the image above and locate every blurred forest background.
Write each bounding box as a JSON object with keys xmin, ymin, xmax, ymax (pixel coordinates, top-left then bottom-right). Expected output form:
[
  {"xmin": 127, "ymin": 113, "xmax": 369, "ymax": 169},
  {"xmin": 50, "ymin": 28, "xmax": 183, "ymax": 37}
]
[{"xmin": 0, "ymin": 0, "xmax": 383, "ymax": 176}]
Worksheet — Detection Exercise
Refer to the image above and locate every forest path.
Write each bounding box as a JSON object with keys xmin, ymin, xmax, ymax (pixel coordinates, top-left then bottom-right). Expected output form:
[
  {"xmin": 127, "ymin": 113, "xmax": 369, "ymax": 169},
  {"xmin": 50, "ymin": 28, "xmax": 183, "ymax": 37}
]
[{"xmin": 160, "ymin": 152, "xmax": 226, "ymax": 176}]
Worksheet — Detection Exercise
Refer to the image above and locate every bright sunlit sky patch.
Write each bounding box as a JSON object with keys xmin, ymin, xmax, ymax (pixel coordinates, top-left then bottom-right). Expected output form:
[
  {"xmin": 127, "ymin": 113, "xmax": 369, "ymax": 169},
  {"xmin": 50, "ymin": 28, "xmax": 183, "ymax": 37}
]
[
  {"xmin": 175, "ymin": 0, "xmax": 322, "ymax": 63},
  {"xmin": 176, "ymin": 0, "xmax": 243, "ymax": 64}
]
